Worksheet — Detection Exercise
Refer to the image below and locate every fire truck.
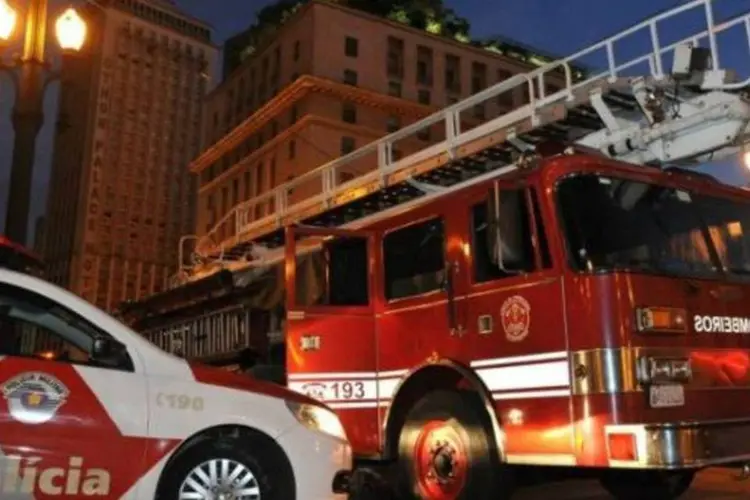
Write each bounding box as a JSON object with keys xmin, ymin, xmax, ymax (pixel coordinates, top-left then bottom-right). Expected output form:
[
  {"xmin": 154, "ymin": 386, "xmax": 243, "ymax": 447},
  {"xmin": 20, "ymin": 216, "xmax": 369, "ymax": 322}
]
[{"xmin": 122, "ymin": 0, "xmax": 750, "ymax": 498}]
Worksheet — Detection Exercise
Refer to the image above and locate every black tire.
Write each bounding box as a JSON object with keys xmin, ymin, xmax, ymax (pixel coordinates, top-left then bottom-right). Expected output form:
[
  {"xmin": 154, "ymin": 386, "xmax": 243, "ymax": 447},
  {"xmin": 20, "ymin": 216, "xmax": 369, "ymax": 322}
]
[
  {"xmin": 396, "ymin": 389, "xmax": 514, "ymax": 500},
  {"xmin": 157, "ymin": 431, "xmax": 295, "ymax": 500},
  {"xmin": 600, "ymin": 469, "xmax": 695, "ymax": 499}
]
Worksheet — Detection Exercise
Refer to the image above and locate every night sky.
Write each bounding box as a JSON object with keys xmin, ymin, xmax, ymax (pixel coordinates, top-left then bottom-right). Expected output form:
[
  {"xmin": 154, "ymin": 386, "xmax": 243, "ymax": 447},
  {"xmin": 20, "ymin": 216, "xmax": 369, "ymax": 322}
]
[{"xmin": 0, "ymin": 0, "xmax": 748, "ymax": 239}]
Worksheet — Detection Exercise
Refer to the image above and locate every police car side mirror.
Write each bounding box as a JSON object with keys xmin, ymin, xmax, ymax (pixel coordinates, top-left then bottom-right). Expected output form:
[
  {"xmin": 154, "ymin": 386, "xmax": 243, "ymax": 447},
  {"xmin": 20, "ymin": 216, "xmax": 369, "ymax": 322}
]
[{"xmin": 92, "ymin": 337, "xmax": 125, "ymax": 360}]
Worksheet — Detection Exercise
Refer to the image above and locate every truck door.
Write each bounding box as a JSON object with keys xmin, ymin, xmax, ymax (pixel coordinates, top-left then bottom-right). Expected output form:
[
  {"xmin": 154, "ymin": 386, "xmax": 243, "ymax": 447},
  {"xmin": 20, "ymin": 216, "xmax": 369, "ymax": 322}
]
[
  {"xmin": 284, "ymin": 225, "xmax": 380, "ymax": 454},
  {"xmin": 462, "ymin": 181, "xmax": 575, "ymax": 464}
]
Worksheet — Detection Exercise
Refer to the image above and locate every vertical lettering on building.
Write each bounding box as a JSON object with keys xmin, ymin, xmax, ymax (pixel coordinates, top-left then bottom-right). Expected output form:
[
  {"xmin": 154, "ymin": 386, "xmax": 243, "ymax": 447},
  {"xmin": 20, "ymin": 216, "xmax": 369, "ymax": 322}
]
[{"xmin": 81, "ymin": 58, "xmax": 113, "ymax": 301}]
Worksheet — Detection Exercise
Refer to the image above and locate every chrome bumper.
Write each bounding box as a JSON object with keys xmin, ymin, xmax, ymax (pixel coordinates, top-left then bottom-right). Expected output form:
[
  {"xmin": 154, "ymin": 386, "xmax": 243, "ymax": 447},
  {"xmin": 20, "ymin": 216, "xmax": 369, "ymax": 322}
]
[{"xmin": 607, "ymin": 419, "xmax": 750, "ymax": 469}]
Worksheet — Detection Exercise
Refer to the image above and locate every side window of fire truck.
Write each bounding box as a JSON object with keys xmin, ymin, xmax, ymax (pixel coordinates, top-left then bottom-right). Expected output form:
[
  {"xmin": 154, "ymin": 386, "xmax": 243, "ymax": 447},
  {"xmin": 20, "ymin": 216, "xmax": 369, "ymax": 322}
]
[
  {"xmin": 323, "ymin": 236, "xmax": 369, "ymax": 306},
  {"xmin": 0, "ymin": 283, "xmax": 133, "ymax": 371},
  {"xmin": 383, "ymin": 217, "xmax": 446, "ymax": 300},
  {"xmin": 471, "ymin": 188, "xmax": 550, "ymax": 282}
]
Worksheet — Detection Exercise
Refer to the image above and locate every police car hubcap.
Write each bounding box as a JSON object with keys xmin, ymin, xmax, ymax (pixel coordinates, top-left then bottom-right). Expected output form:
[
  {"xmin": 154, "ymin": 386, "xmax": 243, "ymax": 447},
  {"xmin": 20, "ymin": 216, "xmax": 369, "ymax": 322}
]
[{"xmin": 179, "ymin": 458, "xmax": 261, "ymax": 500}]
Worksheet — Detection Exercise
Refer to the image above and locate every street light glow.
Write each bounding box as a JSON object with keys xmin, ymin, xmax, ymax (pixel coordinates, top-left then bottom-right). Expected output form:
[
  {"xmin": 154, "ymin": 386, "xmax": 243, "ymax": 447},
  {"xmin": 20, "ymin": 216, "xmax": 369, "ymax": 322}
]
[
  {"xmin": 0, "ymin": 0, "xmax": 16, "ymax": 42},
  {"xmin": 743, "ymin": 150, "xmax": 750, "ymax": 170},
  {"xmin": 55, "ymin": 7, "xmax": 86, "ymax": 52}
]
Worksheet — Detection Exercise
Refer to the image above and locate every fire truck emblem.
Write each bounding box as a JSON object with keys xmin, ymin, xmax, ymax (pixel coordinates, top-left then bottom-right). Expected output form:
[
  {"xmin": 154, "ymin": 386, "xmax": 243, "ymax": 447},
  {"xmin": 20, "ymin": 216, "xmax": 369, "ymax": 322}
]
[
  {"xmin": 500, "ymin": 295, "xmax": 531, "ymax": 342},
  {"xmin": 2, "ymin": 372, "xmax": 70, "ymax": 424}
]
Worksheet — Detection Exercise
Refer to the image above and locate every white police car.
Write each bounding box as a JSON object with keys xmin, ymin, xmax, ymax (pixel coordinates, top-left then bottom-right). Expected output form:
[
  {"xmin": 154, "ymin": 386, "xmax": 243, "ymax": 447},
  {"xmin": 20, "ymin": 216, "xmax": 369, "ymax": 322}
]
[{"xmin": 0, "ymin": 263, "xmax": 352, "ymax": 499}]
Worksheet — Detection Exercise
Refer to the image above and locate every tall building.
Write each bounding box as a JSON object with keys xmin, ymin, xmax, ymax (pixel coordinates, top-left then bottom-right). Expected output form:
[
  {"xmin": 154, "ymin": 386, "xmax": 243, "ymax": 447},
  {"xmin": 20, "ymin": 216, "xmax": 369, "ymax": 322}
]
[
  {"xmin": 33, "ymin": 216, "xmax": 45, "ymax": 256},
  {"xmin": 43, "ymin": 0, "xmax": 219, "ymax": 310},
  {"xmin": 189, "ymin": 0, "xmax": 568, "ymax": 255}
]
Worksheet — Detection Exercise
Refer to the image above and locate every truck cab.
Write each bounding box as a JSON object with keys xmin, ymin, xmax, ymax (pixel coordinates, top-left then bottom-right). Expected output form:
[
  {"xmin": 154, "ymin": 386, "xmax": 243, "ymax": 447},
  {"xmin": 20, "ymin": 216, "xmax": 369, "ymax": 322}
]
[{"xmin": 284, "ymin": 148, "xmax": 750, "ymax": 499}]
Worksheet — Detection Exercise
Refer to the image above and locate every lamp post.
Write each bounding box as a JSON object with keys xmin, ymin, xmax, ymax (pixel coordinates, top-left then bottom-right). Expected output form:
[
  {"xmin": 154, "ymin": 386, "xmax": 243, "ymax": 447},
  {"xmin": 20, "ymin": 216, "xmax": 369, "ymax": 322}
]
[{"xmin": 0, "ymin": 0, "xmax": 86, "ymax": 245}]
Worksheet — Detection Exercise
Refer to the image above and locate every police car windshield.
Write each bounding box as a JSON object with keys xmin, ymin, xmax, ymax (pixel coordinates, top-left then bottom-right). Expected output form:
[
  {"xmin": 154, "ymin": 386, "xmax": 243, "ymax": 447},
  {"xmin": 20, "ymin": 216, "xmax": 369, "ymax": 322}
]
[{"xmin": 557, "ymin": 173, "xmax": 750, "ymax": 280}]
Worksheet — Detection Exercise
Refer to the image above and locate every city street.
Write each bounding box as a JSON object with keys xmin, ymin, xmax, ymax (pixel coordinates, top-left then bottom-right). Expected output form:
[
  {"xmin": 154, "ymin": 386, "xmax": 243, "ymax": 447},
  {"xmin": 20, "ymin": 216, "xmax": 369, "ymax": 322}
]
[{"xmin": 516, "ymin": 468, "xmax": 750, "ymax": 499}]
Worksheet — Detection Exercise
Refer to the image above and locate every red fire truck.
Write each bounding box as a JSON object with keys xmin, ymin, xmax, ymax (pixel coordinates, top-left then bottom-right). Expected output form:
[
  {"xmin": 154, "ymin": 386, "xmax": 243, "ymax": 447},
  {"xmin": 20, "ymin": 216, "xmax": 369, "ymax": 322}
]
[{"xmin": 125, "ymin": 1, "xmax": 750, "ymax": 498}]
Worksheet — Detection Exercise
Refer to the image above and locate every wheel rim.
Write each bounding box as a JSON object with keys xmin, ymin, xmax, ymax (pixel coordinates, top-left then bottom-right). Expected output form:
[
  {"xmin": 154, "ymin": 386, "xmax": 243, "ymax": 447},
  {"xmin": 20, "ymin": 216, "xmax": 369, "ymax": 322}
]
[
  {"xmin": 413, "ymin": 420, "xmax": 468, "ymax": 500},
  {"xmin": 178, "ymin": 458, "xmax": 261, "ymax": 500}
]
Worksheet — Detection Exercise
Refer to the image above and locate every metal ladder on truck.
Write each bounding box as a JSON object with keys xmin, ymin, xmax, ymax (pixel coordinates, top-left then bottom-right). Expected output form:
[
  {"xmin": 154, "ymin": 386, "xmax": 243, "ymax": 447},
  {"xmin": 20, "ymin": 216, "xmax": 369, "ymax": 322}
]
[{"xmin": 175, "ymin": 0, "xmax": 750, "ymax": 286}]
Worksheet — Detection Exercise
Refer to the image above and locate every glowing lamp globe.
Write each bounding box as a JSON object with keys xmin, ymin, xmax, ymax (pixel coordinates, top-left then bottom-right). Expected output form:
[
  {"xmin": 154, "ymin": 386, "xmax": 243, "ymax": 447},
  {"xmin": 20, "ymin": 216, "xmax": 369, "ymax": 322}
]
[
  {"xmin": 0, "ymin": 0, "xmax": 16, "ymax": 42},
  {"xmin": 55, "ymin": 8, "xmax": 86, "ymax": 52},
  {"xmin": 744, "ymin": 150, "xmax": 750, "ymax": 171}
]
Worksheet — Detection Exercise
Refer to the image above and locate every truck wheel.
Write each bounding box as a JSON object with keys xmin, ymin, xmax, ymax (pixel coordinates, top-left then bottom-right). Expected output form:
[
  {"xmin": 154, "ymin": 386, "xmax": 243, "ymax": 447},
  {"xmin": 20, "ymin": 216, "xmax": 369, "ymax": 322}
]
[
  {"xmin": 396, "ymin": 389, "xmax": 513, "ymax": 500},
  {"xmin": 157, "ymin": 432, "xmax": 295, "ymax": 500},
  {"xmin": 600, "ymin": 469, "xmax": 695, "ymax": 499}
]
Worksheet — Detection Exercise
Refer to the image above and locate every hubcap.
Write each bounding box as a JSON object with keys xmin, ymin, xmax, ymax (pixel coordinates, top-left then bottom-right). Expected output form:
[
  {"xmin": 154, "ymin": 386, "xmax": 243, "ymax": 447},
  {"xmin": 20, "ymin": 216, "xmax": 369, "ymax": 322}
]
[
  {"xmin": 179, "ymin": 458, "xmax": 261, "ymax": 500},
  {"xmin": 413, "ymin": 421, "xmax": 468, "ymax": 500}
]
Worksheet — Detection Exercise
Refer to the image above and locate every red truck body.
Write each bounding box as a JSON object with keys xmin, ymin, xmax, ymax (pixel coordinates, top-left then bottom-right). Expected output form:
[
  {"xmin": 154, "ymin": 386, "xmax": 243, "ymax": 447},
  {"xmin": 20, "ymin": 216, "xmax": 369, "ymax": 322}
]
[{"xmin": 283, "ymin": 149, "xmax": 750, "ymax": 494}]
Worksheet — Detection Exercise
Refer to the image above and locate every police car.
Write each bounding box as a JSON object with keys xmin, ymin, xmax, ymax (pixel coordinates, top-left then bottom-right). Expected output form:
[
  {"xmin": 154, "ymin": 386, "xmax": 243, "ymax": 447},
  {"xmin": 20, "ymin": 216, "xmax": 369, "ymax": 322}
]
[{"xmin": 0, "ymin": 240, "xmax": 352, "ymax": 499}]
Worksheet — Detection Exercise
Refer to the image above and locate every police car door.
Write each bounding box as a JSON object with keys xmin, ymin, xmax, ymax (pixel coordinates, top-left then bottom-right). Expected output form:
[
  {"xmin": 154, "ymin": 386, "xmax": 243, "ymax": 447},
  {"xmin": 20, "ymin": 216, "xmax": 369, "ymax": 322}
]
[
  {"xmin": 0, "ymin": 280, "xmax": 150, "ymax": 498},
  {"xmin": 284, "ymin": 225, "xmax": 380, "ymax": 455}
]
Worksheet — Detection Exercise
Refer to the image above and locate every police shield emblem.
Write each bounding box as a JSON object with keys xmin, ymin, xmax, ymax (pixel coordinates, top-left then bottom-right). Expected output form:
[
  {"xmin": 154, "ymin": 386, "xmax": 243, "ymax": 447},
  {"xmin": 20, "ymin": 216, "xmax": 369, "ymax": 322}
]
[{"xmin": 2, "ymin": 372, "xmax": 70, "ymax": 424}]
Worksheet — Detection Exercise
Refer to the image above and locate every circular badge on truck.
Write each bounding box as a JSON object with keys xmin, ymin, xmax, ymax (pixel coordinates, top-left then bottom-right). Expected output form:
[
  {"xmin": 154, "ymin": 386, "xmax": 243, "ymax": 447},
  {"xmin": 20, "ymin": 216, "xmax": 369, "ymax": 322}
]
[{"xmin": 500, "ymin": 295, "xmax": 531, "ymax": 342}]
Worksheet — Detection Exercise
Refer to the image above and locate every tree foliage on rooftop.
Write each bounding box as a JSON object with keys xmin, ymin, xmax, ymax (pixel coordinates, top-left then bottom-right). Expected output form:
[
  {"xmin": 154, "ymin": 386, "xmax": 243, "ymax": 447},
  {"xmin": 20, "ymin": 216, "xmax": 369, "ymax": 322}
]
[
  {"xmin": 236, "ymin": 0, "xmax": 583, "ymax": 76},
  {"xmin": 242, "ymin": 0, "xmax": 472, "ymax": 56}
]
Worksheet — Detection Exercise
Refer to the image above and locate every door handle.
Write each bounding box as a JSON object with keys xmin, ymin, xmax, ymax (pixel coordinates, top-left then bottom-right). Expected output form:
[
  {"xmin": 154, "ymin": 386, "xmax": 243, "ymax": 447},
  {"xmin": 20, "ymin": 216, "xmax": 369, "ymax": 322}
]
[{"xmin": 300, "ymin": 335, "xmax": 321, "ymax": 351}]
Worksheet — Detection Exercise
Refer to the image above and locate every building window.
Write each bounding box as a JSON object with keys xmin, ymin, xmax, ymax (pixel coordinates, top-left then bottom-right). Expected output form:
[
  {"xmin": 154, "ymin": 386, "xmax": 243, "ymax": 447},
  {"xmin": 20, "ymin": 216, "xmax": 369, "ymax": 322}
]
[
  {"xmin": 445, "ymin": 54, "xmax": 461, "ymax": 93},
  {"xmin": 341, "ymin": 136, "xmax": 355, "ymax": 155},
  {"xmin": 345, "ymin": 36, "xmax": 358, "ymax": 57},
  {"xmin": 416, "ymin": 45, "xmax": 433, "ymax": 86},
  {"xmin": 293, "ymin": 40, "xmax": 300, "ymax": 61},
  {"xmin": 417, "ymin": 127, "xmax": 431, "ymax": 141},
  {"xmin": 473, "ymin": 104, "xmax": 486, "ymax": 120},
  {"xmin": 342, "ymin": 102, "xmax": 357, "ymax": 124},
  {"xmin": 383, "ymin": 218, "xmax": 445, "ymax": 300},
  {"xmin": 472, "ymin": 62, "xmax": 487, "ymax": 94},
  {"xmin": 386, "ymin": 115, "xmax": 400, "ymax": 133},
  {"xmin": 546, "ymin": 83, "xmax": 561, "ymax": 97},
  {"xmin": 289, "ymin": 140, "xmax": 296, "ymax": 159},
  {"xmin": 386, "ymin": 36, "xmax": 404, "ymax": 78},
  {"xmin": 388, "ymin": 81, "xmax": 402, "ymax": 97},
  {"xmin": 343, "ymin": 69, "xmax": 358, "ymax": 86},
  {"xmin": 496, "ymin": 68, "xmax": 514, "ymax": 109},
  {"xmin": 418, "ymin": 89, "xmax": 431, "ymax": 105}
]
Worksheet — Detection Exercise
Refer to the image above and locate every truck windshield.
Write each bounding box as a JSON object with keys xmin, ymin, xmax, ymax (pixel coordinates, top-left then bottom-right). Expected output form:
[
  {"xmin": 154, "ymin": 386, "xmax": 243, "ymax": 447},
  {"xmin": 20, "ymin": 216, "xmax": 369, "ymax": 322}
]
[{"xmin": 557, "ymin": 173, "xmax": 750, "ymax": 279}]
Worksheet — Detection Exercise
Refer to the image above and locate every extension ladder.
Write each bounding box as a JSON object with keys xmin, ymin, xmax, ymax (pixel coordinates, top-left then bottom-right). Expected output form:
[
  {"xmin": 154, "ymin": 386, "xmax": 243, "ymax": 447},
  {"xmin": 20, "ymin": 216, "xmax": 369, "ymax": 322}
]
[{"xmin": 175, "ymin": 0, "xmax": 750, "ymax": 286}]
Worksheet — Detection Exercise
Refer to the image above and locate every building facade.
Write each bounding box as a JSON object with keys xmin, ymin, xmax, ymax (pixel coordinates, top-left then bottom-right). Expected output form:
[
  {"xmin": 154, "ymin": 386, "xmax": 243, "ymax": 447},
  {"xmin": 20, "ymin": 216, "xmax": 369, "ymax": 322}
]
[
  {"xmin": 42, "ymin": 0, "xmax": 218, "ymax": 310},
  {"xmin": 189, "ymin": 0, "xmax": 567, "ymax": 256}
]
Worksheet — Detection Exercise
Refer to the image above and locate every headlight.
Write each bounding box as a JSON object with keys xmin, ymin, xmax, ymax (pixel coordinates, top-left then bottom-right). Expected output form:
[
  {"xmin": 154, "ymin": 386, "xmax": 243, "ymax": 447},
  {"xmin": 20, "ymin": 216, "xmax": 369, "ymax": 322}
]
[{"xmin": 285, "ymin": 401, "xmax": 348, "ymax": 441}]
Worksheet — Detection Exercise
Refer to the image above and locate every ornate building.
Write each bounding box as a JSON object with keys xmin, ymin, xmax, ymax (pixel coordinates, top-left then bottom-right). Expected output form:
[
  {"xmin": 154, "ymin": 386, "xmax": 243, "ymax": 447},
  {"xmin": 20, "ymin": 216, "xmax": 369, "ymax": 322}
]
[
  {"xmin": 43, "ymin": 0, "xmax": 218, "ymax": 310},
  {"xmin": 190, "ymin": 0, "xmax": 569, "ymax": 258}
]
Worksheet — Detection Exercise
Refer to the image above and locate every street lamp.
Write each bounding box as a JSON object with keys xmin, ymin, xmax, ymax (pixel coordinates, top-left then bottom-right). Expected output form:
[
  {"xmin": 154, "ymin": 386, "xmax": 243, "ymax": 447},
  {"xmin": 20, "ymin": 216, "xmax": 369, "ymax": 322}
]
[{"xmin": 0, "ymin": 0, "xmax": 87, "ymax": 245}]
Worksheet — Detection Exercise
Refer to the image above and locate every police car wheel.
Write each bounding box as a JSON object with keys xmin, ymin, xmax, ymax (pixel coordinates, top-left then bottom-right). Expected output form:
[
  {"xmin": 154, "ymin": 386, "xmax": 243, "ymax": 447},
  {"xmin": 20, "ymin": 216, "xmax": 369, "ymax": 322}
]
[
  {"xmin": 396, "ymin": 389, "xmax": 514, "ymax": 500},
  {"xmin": 157, "ymin": 433, "xmax": 295, "ymax": 500},
  {"xmin": 599, "ymin": 469, "xmax": 695, "ymax": 499}
]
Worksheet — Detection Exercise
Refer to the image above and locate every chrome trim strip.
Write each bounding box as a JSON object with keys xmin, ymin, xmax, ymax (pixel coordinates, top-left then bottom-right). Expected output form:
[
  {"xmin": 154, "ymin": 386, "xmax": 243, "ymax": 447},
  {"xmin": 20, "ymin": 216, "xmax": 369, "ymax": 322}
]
[{"xmin": 571, "ymin": 347, "xmax": 750, "ymax": 395}]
